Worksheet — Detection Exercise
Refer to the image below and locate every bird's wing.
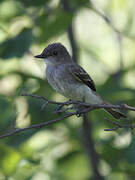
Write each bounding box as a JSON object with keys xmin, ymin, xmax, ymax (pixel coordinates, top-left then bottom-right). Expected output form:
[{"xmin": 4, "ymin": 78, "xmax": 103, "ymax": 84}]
[{"xmin": 68, "ymin": 63, "xmax": 96, "ymax": 92}]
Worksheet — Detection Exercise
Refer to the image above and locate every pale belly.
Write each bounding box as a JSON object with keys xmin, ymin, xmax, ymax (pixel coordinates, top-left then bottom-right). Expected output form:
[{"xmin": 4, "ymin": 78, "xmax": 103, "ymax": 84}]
[
  {"xmin": 49, "ymin": 77, "xmax": 102, "ymax": 104},
  {"xmin": 46, "ymin": 65, "xmax": 102, "ymax": 104},
  {"xmin": 48, "ymin": 76, "xmax": 84, "ymax": 100}
]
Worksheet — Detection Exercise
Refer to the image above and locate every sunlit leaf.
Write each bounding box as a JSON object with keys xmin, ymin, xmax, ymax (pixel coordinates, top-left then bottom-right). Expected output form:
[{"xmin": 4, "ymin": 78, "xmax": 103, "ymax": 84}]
[
  {"xmin": 36, "ymin": 9, "xmax": 73, "ymax": 43},
  {"xmin": 0, "ymin": 143, "xmax": 21, "ymax": 176}
]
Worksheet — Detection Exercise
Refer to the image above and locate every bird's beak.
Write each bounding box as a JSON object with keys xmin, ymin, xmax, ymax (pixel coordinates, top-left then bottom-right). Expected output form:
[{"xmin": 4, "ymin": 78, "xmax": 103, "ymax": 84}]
[{"xmin": 34, "ymin": 54, "xmax": 44, "ymax": 59}]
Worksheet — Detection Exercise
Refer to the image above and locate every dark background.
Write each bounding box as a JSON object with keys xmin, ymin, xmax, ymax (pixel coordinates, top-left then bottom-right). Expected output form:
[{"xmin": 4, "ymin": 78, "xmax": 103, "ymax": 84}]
[{"xmin": 0, "ymin": 0, "xmax": 135, "ymax": 179}]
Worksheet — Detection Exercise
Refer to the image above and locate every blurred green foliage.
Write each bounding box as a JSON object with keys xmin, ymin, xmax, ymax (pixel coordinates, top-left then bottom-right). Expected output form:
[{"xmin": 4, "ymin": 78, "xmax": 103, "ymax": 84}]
[{"xmin": 0, "ymin": 0, "xmax": 135, "ymax": 179}]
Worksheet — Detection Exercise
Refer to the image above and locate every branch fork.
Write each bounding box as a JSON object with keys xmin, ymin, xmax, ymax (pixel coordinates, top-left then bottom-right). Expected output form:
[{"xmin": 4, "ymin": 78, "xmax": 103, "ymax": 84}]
[{"xmin": 0, "ymin": 93, "xmax": 135, "ymax": 139}]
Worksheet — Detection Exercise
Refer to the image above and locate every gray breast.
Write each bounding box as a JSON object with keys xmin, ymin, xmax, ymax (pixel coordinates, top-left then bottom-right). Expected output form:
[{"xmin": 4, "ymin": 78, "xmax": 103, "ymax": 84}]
[{"xmin": 46, "ymin": 65, "xmax": 84, "ymax": 100}]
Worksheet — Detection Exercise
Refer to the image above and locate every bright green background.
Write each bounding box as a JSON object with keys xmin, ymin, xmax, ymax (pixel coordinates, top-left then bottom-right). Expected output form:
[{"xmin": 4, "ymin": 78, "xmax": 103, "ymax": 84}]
[{"xmin": 0, "ymin": 0, "xmax": 135, "ymax": 179}]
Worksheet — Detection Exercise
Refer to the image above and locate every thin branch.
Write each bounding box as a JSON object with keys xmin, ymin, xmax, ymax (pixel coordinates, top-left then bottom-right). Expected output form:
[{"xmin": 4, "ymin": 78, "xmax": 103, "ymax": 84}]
[
  {"xmin": 0, "ymin": 93, "xmax": 135, "ymax": 138},
  {"xmin": 104, "ymin": 118, "xmax": 135, "ymax": 131},
  {"xmin": 91, "ymin": 4, "xmax": 135, "ymax": 40},
  {"xmin": 60, "ymin": 2, "xmax": 103, "ymax": 178},
  {"xmin": 21, "ymin": 93, "xmax": 68, "ymax": 105},
  {"xmin": 117, "ymin": 32, "xmax": 124, "ymax": 69},
  {"xmin": 0, "ymin": 111, "xmax": 76, "ymax": 139},
  {"xmin": 21, "ymin": 93, "xmax": 135, "ymax": 111},
  {"xmin": 60, "ymin": 0, "xmax": 78, "ymax": 63}
]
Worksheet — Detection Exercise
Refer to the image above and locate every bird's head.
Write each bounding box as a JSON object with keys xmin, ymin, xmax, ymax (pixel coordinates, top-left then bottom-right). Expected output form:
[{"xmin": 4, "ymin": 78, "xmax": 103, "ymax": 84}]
[{"xmin": 34, "ymin": 43, "xmax": 72, "ymax": 65}]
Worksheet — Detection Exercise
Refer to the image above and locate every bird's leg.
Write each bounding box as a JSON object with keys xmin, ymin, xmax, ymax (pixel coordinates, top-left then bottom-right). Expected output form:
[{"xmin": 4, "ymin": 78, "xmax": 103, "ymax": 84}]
[
  {"xmin": 75, "ymin": 104, "xmax": 86, "ymax": 117},
  {"xmin": 54, "ymin": 104, "xmax": 64, "ymax": 113},
  {"xmin": 54, "ymin": 99, "xmax": 73, "ymax": 114},
  {"xmin": 75, "ymin": 98, "xmax": 88, "ymax": 117}
]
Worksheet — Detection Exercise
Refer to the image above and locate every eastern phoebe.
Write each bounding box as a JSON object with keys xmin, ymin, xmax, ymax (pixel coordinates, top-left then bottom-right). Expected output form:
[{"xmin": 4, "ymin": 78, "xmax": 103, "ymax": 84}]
[{"xmin": 35, "ymin": 43, "xmax": 126, "ymax": 119}]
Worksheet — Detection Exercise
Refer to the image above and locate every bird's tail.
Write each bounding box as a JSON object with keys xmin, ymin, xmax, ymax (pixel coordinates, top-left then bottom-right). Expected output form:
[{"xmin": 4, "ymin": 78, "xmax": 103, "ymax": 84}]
[
  {"xmin": 103, "ymin": 101, "xmax": 127, "ymax": 119},
  {"xmin": 105, "ymin": 108, "xmax": 127, "ymax": 119},
  {"xmin": 84, "ymin": 91, "xmax": 127, "ymax": 119}
]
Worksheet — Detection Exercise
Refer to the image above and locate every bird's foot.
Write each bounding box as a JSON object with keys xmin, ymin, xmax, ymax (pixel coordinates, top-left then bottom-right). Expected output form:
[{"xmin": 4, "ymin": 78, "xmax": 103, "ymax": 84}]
[{"xmin": 76, "ymin": 110, "xmax": 83, "ymax": 117}]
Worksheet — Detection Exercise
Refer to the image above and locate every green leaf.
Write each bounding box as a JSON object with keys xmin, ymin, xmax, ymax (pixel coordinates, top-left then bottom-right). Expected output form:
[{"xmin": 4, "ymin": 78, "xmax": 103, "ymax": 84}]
[
  {"xmin": 36, "ymin": 9, "xmax": 73, "ymax": 43},
  {"xmin": 58, "ymin": 151, "xmax": 90, "ymax": 180},
  {"xmin": 0, "ymin": 142, "xmax": 21, "ymax": 176},
  {"xmin": 0, "ymin": 28, "xmax": 33, "ymax": 59},
  {"xmin": 15, "ymin": 0, "xmax": 50, "ymax": 7},
  {"xmin": 0, "ymin": 95, "xmax": 16, "ymax": 130},
  {"xmin": 0, "ymin": 0, "xmax": 23, "ymax": 21},
  {"xmin": 124, "ymin": 139, "xmax": 135, "ymax": 164}
]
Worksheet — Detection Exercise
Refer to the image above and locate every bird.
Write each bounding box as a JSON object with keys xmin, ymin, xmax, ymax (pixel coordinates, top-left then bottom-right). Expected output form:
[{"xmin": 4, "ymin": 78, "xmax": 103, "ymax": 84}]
[{"xmin": 34, "ymin": 43, "xmax": 126, "ymax": 119}]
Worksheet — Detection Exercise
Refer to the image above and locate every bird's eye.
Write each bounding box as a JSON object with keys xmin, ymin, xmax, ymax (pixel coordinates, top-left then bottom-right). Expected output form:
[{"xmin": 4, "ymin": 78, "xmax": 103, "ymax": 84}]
[{"xmin": 53, "ymin": 51, "xmax": 58, "ymax": 55}]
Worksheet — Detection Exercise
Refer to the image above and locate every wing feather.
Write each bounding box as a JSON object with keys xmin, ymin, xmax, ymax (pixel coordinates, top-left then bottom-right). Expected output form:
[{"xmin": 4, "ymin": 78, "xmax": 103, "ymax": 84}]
[{"xmin": 68, "ymin": 63, "xmax": 96, "ymax": 92}]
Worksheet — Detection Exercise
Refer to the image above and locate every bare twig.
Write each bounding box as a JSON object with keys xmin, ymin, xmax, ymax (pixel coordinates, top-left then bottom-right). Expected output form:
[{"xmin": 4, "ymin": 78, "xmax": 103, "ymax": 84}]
[
  {"xmin": 60, "ymin": 1, "xmax": 103, "ymax": 178},
  {"xmin": 0, "ymin": 93, "xmax": 135, "ymax": 138},
  {"xmin": 104, "ymin": 118, "xmax": 135, "ymax": 131},
  {"xmin": 21, "ymin": 93, "xmax": 135, "ymax": 111},
  {"xmin": 61, "ymin": 0, "xmax": 78, "ymax": 63},
  {"xmin": 21, "ymin": 93, "xmax": 67, "ymax": 105},
  {"xmin": 0, "ymin": 111, "xmax": 76, "ymax": 139},
  {"xmin": 91, "ymin": 3, "xmax": 135, "ymax": 40}
]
